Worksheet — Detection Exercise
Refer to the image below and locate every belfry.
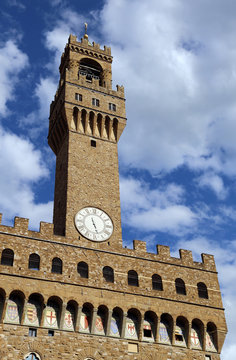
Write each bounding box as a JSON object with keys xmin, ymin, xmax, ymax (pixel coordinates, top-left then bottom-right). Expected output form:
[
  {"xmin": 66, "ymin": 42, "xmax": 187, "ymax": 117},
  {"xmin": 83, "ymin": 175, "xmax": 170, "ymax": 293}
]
[{"xmin": 0, "ymin": 28, "xmax": 227, "ymax": 360}]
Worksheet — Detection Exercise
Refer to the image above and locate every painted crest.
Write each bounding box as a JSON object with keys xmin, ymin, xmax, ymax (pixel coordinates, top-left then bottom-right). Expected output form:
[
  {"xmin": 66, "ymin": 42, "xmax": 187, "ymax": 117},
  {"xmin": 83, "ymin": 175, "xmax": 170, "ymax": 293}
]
[
  {"xmin": 110, "ymin": 318, "xmax": 119, "ymax": 334},
  {"xmin": 95, "ymin": 316, "xmax": 103, "ymax": 332},
  {"xmin": 191, "ymin": 328, "xmax": 200, "ymax": 346},
  {"xmin": 80, "ymin": 313, "xmax": 89, "ymax": 330},
  {"xmin": 127, "ymin": 322, "xmax": 135, "ymax": 336},
  {"xmin": 64, "ymin": 310, "xmax": 73, "ymax": 328},
  {"xmin": 206, "ymin": 333, "xmax": 214, "ymax": 349},
  {"xmin": 7, "ymin": 300, "xmax": 19, "ymax": 321},
  {"xmin": 46, "ymin": 309, "xmax": 57, "ymax": 326},
  {"xmin": 27, "ymin": 305, "xmax": 37, "ymax": 323},
  {"xmin": 159, "ymin": 323, "xmax": 169, "ymax": 342}
]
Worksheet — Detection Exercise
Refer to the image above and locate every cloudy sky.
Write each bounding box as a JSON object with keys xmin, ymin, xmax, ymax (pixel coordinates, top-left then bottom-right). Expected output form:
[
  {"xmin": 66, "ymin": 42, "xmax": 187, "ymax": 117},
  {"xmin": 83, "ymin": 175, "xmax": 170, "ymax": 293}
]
[{"xmin": 0, "ymin": 0, "xmax": 235, "ymax": 357}]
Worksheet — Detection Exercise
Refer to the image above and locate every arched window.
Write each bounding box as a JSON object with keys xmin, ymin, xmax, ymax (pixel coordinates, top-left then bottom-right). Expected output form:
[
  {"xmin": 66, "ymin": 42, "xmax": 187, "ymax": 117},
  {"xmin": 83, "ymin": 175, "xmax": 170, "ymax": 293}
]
[
  {"xmin": 175, "ymin": 316, "xmax": 188, "ymax": 347},
  {"xmin": 143, "ymin": 311, "xmax": 157, "ymax": 341},
  {"xmin": 51, "ymin": 257, "xmax": 62, "ymax": 274},
  {"xmin": 28, "ymin": 254, "xmax": 40, "ymax": 270},
  {"xmin": 128, "ymin": 270, "xmax": 139, "ymax": 287},
  {"xmin": 80, "ymin": 303, "xmax": 93, "ymax": 333},
  {"xmin": 159, "ymin": 313, "xmax": 173, "ymax": 344},
  {"xmin": 25, "ymin": 353, "xmax": 40, "ymax": 360},
  {"xmin": 152, "ymin": 274, "xmax": 163, "ymax": 291},
  {"xmin": 175, "ymin": 278, "xmax": 186, "ymax": 295},
  {"xmin": 24, "ymin": 293, "xmax": 44, "ymax": 327},
  {"xmin": 77, "ymin": 262, "xmax": 88, "ymax": 278},
  {"xmin": 125, "ymin": 308, "xmax": 141, "ymax": 340},
  {"xmin": 1, "ymin": 248, "xmax": 14, "ymax": 266},
  {"xmin": 103, "ymin": 266, "xmax": 114, "ymax": 283},
  {"xmin": 197, "ymin": 282, "xmax": 208, "ymax": 299},
  {"xmin": 110, "ymin": 307, "xmax": 123, "ymax": 337},
  {"xmin": 95, "ymin": 305, "xmax": 108, "ymax": 336},
  {"xmin": 206, "ymin": 322, "xmax": 217, "ymax": 352},
  {"xmin": 5, "ymin": 291, "xmax": 25, "ymax": 324}
]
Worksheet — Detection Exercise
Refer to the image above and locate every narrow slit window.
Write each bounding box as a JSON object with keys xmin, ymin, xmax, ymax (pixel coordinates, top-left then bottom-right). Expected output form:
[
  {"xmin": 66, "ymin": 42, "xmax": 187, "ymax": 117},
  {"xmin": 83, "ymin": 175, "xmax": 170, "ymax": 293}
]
[{"xmin": 91, "ymin": 140, "xmax": 96, "ymax": 147}]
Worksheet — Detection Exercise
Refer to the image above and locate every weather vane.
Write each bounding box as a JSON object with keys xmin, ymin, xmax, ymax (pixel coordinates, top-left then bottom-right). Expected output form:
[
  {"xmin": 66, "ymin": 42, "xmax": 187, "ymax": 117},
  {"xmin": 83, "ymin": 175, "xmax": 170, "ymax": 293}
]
[{"xmin": 85, "ymin": 22, "xmax": 88, "ymax": 35}]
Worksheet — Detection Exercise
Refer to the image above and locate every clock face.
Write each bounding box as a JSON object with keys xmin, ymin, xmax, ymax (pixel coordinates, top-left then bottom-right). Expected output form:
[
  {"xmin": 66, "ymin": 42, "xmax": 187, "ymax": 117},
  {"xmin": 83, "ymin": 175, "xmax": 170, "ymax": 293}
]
[{"xmin": 75, "ymin": 207, "xmax": 113, "ymax": 242}]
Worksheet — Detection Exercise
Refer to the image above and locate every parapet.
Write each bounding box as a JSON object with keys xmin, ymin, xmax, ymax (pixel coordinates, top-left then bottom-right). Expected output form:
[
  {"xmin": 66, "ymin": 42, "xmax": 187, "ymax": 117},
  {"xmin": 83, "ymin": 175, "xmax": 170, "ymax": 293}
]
[
  {"xmin": 0, "ymin": 215, "xmax": 216, "ymax": 272},
  {"xmin": 68, "ymin": 34, "xmax": 112, "ymax": 56}
]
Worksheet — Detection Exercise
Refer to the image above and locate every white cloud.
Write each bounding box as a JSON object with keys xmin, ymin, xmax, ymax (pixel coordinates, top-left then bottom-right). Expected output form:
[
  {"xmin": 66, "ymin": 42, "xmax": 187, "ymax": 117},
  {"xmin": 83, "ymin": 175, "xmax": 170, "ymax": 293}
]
[
  {"xmin": 174, "ymin": 236, "xmax": 236, "ymax": 360},
  {"xmin": 196, "ymin": 172, "xmax": 228, "ymax": 199},
  {"xmin": 0, "ymin": 126, "xmax": 53, "ymax": 229},
  {"xmin": 120, "ymin": 177, "xmax": 196, "ymax": 235},
  {"xmin": 0, "ymin": 40, "xmax": 28, "ymax": 116},
  {"xmin": 99, "ymin": 0, "xmax": 236, "ymax": 178}
]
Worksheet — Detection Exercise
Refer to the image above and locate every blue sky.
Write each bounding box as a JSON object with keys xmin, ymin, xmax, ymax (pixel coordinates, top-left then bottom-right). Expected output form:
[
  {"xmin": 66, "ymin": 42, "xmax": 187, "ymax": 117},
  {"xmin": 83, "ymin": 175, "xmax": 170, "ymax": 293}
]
[{"xmin": 0, "ymin": 0, "xmax": 235, "ymax": 357}]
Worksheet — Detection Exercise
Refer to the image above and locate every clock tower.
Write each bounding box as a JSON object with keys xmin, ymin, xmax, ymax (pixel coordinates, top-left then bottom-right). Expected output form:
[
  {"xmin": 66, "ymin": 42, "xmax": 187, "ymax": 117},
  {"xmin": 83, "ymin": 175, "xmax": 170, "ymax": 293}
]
[{"xmin": 48, "ymin": 31, "xmax": 126, "ymax": 249}]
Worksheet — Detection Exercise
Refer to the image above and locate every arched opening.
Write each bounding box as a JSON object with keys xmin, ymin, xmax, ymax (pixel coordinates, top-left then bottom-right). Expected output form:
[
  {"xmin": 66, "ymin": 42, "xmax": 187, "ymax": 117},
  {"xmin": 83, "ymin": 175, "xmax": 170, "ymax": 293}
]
[
  {"xmin": 25, "ymin": 353, "xmax": 41, "ymax": 360},
  {"xmin": 125, "ymin": 308, "xmax": 141, "ymax": 340},
  {"xmin": 175, "ymin": 278, "xmax": 186, "ymax": 295},
  {"xmin": 95, "ymin": 305, "xmax": 108, "ymax": 335},
  {"xmin": 0, "ymin": 289, "xmax": 6, "ymax": 321},
  {"xmin": 81, "ymin": 109, "xmax": 87, "ymax": 133},
  {"xmin": 175, "ymin": 316, "xmax": 188, "ymax": 347},
  {"xmin": 44, "ymin": 296, "xmax": 62, "ymax": 329},
  {"xmin": 143, "ymin": 311, "xmax": 157, "ymax": 342},
  {"xmin": 128, "ymin": 270, "xmax": 139, "ymax": 287},
  {"xmin": 88, "ymin": 112, "xmax": 95, "ymax": 135},
  {"xmin": 110, "ymin": 307, "xmax": 123, "ymax": 337},
  {"xmin": 111, "ymin": 118, "xmax": 118, "ymax": 141},
  {"xmin": 191, "ymin": 319, "xmax": 204, "ymax": 349},
  {"xmin": 77, "ymin": 261, "xmax": 89, "ymax": 278},
  {"xmin": 206, "ymin": 322, "xmax": 217, "ymax": 352},
  {"xmin": 197, "ymin": 282, "xmax": 208, "ymax": 299},
  {"xmin": 159, "ymin": 313, "xmax": 173, "ymax": 344},
  {"xmin": 5, "ymin": 290, "xmax": 25, "ymax": 324},
  {"xmin": 63, "ymin": 300, "xmax": 77, "ymax": 331},
  {"xmin": 24, "ymin": 293, "xmax": 44, "ymax": 327},
  {"xmin": 104, "ymin": 116, "xmax": 110, "ymax": 139},
  {"xmin": 51, "ymin": 257, "xmax": 62, "ymax": 274},
  {"xmin": 96, "ymin": 113, "xmax": 102, "ymax": 137},
  {"xmin": 28, "ymin": 253, "xmax": 40, "ymax": 270},
  {"xmin": 80, "ymin": 302, "xmax": 93, "ymax": 333},
  {"xmin": 103, "ymin": 266, "xmax": 114, "ymax": 283},
  {"xmin": 72, "ymin": 107, "xmax": 79, "ymax": 130},
  {"xmin": 1, "ymin": 248, "xmax": 14, "ymax": 266},
  {"xmin": 152, "ymin": 274, "xmax": 163, "ymax": 291},
  {"xmin": 79, "ymin": 58, "xmax": 104, "ymax": 86}
]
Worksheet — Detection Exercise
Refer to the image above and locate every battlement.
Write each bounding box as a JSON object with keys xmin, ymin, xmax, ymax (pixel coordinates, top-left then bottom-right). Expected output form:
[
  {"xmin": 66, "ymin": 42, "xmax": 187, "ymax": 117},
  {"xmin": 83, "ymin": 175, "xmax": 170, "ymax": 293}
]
[
  {"xmin": 68, "ymin": 34, "xmax": 112, "ymax": 56},
  {"xmin": 0, "ymin": 215, "xmax": 216, "ymax": 272}
]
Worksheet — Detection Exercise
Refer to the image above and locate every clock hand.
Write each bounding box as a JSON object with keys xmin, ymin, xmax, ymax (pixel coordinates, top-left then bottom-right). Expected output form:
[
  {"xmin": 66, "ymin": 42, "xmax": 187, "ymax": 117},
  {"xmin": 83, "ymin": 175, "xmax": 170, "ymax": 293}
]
[{"xmin": 91, "ymin": 217, "xmax": 98, "ymax": 233}]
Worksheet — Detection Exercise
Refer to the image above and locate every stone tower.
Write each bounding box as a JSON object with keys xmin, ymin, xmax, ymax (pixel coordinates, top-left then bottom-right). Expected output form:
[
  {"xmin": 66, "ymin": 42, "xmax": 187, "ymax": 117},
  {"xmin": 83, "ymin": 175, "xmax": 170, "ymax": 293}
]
[{"xmin": 0, "ymin": 31, "xmax": 227, "ymax": 360}]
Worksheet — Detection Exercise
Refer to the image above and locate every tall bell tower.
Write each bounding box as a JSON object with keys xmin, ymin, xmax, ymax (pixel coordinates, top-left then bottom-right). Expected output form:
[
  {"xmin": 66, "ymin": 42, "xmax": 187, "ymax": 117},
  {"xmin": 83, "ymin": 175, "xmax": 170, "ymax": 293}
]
[{"xmin": 48, "ymin": 29, "xmax": 126, "ymax": 249}]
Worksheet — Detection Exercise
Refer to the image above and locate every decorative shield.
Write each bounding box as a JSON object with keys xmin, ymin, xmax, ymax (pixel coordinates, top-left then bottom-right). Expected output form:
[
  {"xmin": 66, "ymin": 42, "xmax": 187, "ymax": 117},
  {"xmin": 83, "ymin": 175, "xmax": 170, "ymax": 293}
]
[
  {"xmin": 191, "ymin": 328, "xmax": 199, "ymax": 346},
  {"xmin": 64, "ymin": 310, "xmax": 73, "ymax": 328},
  {"xmin": 159, "ymin": 323, "xmax": 169, "ymax": 342},
  {"xmin": 7, "ymin": 301, "xmax": 18, "ymax": 321},
  {"xmin": 46, "ymin": 309, "xmax": 57, "ymax": 326},
  {"xmin": 127, "ymin": 322, "xmax": 135, "ymax": 336},
  {"xmin": 80, "ymin": 313, "xmax": 89, "ymax": 330},
  {"xmin": 26, "ymin": 305, "xmax": 37, "ymax": 323},
  {"xmin": 95, "ymin": 316, "xmax": 103, "ymax": 332},
  {"xmin": 206, "ymin": 333, "xmax": 214, "ymax": 349},
  {"xmin": 110, "ymin": 318, "xmax": 119, "ymax": 334}
]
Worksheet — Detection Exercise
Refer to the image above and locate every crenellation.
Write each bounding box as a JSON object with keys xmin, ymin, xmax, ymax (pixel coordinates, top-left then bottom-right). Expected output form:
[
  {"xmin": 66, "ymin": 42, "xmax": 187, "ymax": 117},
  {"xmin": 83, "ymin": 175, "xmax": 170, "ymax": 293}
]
[
  {"xmin": 133, "ymin": 240, "xmax": 146, "ymax": 254},
  {"xmin": 201, "ymin": 254, "xmax": 216, "ymax": 272},
  {"xmin": 14, "ymin": 217, "xmax": 29, "ymax": 234},
  {"xmin": 156, "ymin": 244, "xmax": 170, "ymax": 260},
  {"xmin": 179, "ymin": 249, "xmax": 193, "ymax": 266}
]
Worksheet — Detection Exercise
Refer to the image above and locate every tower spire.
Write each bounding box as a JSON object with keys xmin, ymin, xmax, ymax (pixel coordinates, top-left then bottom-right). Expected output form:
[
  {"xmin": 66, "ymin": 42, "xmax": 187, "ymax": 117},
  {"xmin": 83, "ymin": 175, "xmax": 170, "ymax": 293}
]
[{"xmin": 84, "ymin": 22, "xmax": 88, "ymax": 39}]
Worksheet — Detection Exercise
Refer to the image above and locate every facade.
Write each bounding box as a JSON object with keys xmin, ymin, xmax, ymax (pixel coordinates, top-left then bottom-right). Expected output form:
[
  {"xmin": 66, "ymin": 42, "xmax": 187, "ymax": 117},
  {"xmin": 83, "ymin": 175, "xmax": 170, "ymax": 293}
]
[{"xmin": 0, "ymin": 31, "xmax": 227, "ymax": 360}]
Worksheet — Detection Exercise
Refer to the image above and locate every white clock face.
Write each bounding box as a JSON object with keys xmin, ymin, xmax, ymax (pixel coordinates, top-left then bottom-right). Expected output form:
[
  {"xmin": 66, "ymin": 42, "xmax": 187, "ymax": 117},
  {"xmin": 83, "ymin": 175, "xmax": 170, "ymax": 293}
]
[{"xmin": 75, "ymin": 207, "xmax": 113, "ymax": 242}]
